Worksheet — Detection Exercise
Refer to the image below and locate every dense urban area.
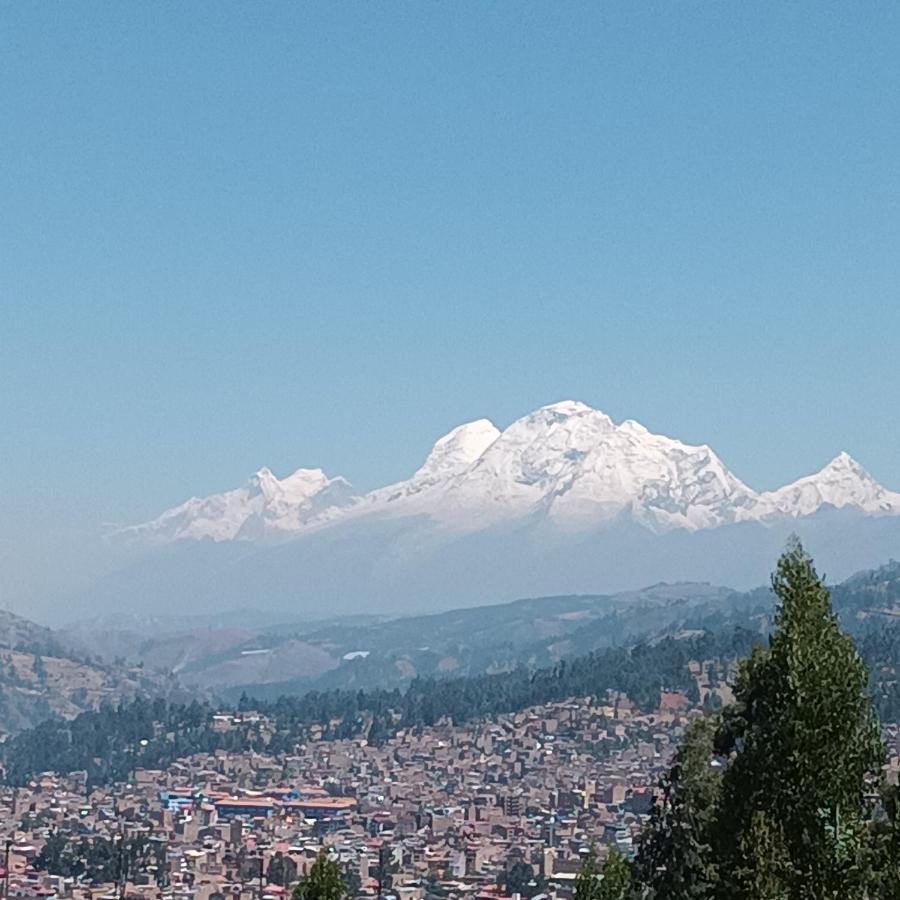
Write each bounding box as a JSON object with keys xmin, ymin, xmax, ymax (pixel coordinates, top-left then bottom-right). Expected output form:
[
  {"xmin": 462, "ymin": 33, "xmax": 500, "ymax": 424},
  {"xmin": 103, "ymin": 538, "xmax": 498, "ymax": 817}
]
[
  {"xmin": 6, "ymin": 685, "xmax": 898, "ymax": 900},
  {"xmin": 0, "ymin": 692, "xmax": 721, "ymax": 900}
]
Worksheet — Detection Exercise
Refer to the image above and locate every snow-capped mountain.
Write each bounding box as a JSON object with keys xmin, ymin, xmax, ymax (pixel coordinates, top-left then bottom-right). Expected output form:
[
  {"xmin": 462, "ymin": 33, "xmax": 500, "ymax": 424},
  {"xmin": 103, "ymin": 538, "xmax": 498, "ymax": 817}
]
[
  {"xmin": 117, "ymin": 401, "xmax": 900, "ymax": 544},
  {"xmin": 353, "ymin": 417, "xmax": 502, "ymax": 511},
  {"xmin": 406, "ymin": 401, "xmax": 762, "ymax": 532},
  {"xmin": 116, "ymin": 467, "xmax": 355, "ymax": 544},
  {"xmin": 759, "ymin": 451, "xmax": 900, "ymax": 519},
  {"xmin": 86, "ymin": 401, "xmax": 900, "ymax": 620}
]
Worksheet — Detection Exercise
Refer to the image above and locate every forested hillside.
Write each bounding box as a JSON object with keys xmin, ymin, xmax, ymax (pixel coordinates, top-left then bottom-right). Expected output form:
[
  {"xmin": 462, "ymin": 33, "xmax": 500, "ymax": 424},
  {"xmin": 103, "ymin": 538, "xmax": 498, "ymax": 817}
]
[
  {"xmin": 1, "ymin": 626, "xmax": 760, "ymax": 787},
  {"xmin": 0, "ymin": 609, "xmax": 186, "ymax": 736},
  {"xmin": 4, "ymin": 560, "xmax": 900, "ymax": 743}
]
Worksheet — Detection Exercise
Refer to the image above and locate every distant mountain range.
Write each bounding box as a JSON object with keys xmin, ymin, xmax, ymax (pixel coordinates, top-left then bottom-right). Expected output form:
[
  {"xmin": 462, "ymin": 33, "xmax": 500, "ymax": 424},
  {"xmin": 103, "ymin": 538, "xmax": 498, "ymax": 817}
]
[
  {"xmin": 5, "ymin": 557, "xmax": 900, "ymax": 737},
  {"xmin": 88, "ymin": 402, "xmax": 900, "ymax": 617},
  {"xmin": 63, "ymin": 561, "xmax": 900, "ymax": 704},
  {"xmin": 118, "ymin": 401, "xmax": 900, "ymax": 543},
  {"xmin": 57, "ymin": 581, "xmax": 746, "ymax": 702}
]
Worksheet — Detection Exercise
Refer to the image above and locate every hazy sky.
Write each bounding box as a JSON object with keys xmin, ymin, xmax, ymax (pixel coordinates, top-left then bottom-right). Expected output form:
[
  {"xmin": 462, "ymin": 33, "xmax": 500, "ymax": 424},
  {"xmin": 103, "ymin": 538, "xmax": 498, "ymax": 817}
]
[{"xmin": 2, "ymin": 3, "xmax": 900, "ymax": 615}]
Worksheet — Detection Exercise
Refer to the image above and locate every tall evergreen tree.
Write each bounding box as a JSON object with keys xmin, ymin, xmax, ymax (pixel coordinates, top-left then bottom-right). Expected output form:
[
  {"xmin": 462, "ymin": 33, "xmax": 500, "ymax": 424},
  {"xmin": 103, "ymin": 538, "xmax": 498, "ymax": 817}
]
[
  {"xmin": 631, "ymin": 715, "xmax": 721, "ymax": 899},
  {"xmin": 734, "ymin": 811, "xmax": 794, "ymax": 899},
  {"xmin": 715, "ymin": 539, "xmax": 885, "ymax": 899}
]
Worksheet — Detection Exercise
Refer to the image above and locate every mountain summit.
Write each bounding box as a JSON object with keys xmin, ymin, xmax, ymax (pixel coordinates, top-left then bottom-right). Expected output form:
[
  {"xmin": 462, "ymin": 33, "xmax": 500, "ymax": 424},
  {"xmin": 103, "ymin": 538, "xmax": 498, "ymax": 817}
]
[
  {"xmin": 117, "ymin": 402, "xmax": 900, "ymax": 544},
  {"xmin": 420, "ymin": 401, "xmax": 760, "ymax": 532},
  {"xmin": 117, "ymin": 467, "xmax": 355, "ymax": 544},
  {"xmin": 760, "ymin": 452, "xmax": 900, "ymax": 518}
]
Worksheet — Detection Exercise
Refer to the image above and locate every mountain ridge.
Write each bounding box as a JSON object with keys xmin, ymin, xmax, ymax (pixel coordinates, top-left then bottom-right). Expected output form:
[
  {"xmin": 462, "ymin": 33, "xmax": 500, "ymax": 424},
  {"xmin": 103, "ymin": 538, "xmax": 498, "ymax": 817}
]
[
  {"xmin": 116, "ymin": 401, "xmax": 900, "ymax": 544},
  {"xmin": 60, "ymin": 561, "xmax": 900, "ymax": 703},
  {"xmin": 0, "ymin": 607, "xmax": 186, "ymax": 736}
]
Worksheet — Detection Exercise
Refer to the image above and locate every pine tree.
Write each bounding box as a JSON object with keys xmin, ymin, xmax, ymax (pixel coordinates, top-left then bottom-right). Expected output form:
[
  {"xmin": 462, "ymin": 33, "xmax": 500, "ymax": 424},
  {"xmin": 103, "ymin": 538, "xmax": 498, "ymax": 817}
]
[
  {"xmin": 375, "ymin": 843, "xmax": 395, "ymax": 897},
  {"xmin": 715, "ymin": 539, "xmax": 885, "ymax": 899},
  {"xmin": 292, "ymin": 852, "xmax": 347, "ymax": 900},
  {"xmin": 597, "ymin": 848, "xmax": 630, "ymax": 900},
  {"xmin": 499, "ymin": 860, "xmax": 543, "ymax": 898},
  {"xmin": 631, "ymin": 715, "xmax": 721, "ymax": 899},
  {"xmin": 573, "ymin": 846, "xmax": 600, "ymax": 900},
  {"xmin": 870, "ymin": 783, "xmax": 900, "ymax": 899},
  {"xmin": 734, "ymin": 811, "xmax": 793, "ymax": 899}
]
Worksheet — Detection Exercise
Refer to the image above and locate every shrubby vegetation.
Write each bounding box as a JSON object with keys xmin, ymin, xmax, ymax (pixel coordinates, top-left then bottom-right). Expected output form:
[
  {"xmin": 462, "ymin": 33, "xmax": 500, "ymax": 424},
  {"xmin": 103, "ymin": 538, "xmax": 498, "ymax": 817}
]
[{"xmin": 574, "ymin": 845, "xmax": 631, "ymax": 900}]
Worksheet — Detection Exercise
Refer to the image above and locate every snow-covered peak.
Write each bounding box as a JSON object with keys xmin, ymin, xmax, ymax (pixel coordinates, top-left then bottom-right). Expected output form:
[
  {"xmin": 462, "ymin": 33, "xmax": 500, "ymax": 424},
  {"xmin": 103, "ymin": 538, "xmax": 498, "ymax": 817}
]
[
  {"xmin": 248, "ymin": 466, "xmax": 283, "ymax": 498},
  {"xmin": 517, "ymin": 400, "xmax": 615, "ymax": 431},
  {"xmin": 115, "ymin": 467, "xmax": 356, "ymax": 544},
  {"xmin": 428, "ymin": 402, "xmax": 758, "ymax": 531},
  {"xmin": 536, "ymin": 399, "xmax": 597, "ymax": 416},
  {"xmin": 341, "ymin": 418, "xmax": 502, "ymax": 514},
  {"xmin": 761, "ymin": 453, "xmax": 900, "ymax": 518},
  {"xmin": 117, "ymin": 403, "xmax": 900, "ymax": 544},
  {"xmin": 452, "ymin": 401, "xmax": 616, "ymax": 496},
  {"xmin": 823, "ymin": 451, "xmax": 866, "ymax": 475},
  {"xmin": 250, "ymin": 466, "xmax": 338, "ymax": 500},
  {"xmin": 412, "ymin": 419, "xmax": 500, "ymax": 485},
  {"xmin": 619, "ymin": 418, "xmax": 649, "ymax": 435}
]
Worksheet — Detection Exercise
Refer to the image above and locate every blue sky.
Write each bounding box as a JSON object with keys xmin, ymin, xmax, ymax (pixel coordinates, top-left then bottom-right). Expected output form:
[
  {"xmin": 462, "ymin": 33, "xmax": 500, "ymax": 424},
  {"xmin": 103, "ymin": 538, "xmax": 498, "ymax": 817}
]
[{"xmin": 2, "ymin": 3, "xmax": 900, "ymax": 610}]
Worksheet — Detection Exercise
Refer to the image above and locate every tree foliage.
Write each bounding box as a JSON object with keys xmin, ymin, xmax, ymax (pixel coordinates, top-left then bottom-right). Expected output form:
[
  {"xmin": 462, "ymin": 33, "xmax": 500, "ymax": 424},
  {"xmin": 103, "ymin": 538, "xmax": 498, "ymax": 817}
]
[
  {"xmin": 631, "ymin": 716, "xmax": 721, "ymax": 898},
  {"xmin": 597, "ymin": 848, "xmax": 630, "ymax": 900},
  {"xmin": 715, "ymin": 540, "xmax": 884, "ymax": 898},
  {"xmin": 632, "ymin": 540, "xmax": 889, "ymax": 899},
  {"xmin": 574, "ymin": 846, "xmax": 629, "ymax": 900},
  {"xmin": 573, "ymin": 846, "xmax": 600, "ymax": 900},
  {"xmin": 36, "ymin": 829, "xmax": 165, "ymax": 886},
  {"xmin": 499, "ymin": 860, "xmax": 544, "ymax": 898},
  {"xmin": 292, "ymin": 852, "xmax": 347, "ymax": 900}
]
